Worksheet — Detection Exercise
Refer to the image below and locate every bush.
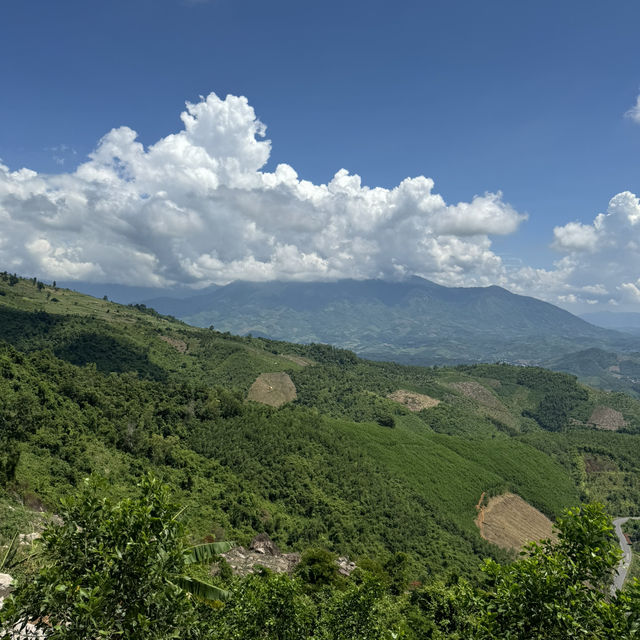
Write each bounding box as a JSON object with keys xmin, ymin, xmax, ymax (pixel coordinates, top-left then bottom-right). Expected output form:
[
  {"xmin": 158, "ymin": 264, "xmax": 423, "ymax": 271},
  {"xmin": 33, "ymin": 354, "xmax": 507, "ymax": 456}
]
[{"xmin": 0, "ymin": 475, "xmax": 202, "ymax": 639}]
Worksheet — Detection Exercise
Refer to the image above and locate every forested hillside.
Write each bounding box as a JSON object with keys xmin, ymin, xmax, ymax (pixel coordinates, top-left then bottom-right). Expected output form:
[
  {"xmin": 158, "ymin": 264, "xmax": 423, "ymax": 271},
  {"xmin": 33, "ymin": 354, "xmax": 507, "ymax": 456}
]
[{"xmin": 1, "ymin": 274, "xmax": 640, "ymax": 637}]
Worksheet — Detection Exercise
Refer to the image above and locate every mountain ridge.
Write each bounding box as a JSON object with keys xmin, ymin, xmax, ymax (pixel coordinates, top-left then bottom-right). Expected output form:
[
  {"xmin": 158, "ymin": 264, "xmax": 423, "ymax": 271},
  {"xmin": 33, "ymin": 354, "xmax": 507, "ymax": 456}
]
[{"xmin": 138, "ymin": 277, "xmax": 635, "ymax": 366}]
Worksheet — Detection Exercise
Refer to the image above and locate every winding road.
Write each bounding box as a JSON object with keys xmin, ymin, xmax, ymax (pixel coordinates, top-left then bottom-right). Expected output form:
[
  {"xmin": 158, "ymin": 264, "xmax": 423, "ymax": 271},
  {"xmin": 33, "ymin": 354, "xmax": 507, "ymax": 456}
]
[{"xmin": 611, "ymin": 516, "xmax": 640, "ymax": 595}]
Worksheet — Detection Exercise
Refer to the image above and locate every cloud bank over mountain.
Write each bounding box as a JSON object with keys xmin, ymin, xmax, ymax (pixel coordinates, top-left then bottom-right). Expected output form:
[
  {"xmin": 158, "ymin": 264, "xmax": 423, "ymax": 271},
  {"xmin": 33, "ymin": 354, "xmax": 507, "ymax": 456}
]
[
  {"xmin": 0, "ymin": 93, "xmax": 525, "ymax": 288},
  {"xmin": 546, "ymin": 191, "xmax": 640, "ymax": 306},
  {"xmin": 0, "ymin": 91, "xmax": 638, "ymax": 310}
]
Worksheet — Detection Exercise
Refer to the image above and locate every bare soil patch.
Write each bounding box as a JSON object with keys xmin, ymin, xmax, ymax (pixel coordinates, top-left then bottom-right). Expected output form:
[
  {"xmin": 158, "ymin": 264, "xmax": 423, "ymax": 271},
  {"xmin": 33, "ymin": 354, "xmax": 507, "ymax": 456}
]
[
  {"xmin": 159, "ymin": 335, "xmax": 188, "ymax": 353},
  {"xmin": 247, "ymin": 372, "xmax": 297, "ymax": 407},
  {"xmin": 387, "ymin": 390, "xmax": 440, "ymax": 412},
  {"xmin": 588, "ymin": 406, "xmax": 626, "ymax": 431},
  {"xmin": 449, "ymin": 381, "xmax": 503, "ymax": 410},
  {"xmin": 476, "ymin": 493, "xmax": 554, "ymax": 551}
]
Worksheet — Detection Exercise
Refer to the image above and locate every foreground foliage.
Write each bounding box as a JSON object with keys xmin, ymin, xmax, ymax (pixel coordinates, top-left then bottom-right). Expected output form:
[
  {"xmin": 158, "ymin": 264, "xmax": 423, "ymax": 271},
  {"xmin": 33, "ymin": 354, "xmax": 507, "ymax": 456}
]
[
  {"xmin": 1, "ymin": 476, "xmax": 204, "ymax": 639},
  {"xmin": 2, "ymin": 481, "xmax": 638, "ymax": 639}
]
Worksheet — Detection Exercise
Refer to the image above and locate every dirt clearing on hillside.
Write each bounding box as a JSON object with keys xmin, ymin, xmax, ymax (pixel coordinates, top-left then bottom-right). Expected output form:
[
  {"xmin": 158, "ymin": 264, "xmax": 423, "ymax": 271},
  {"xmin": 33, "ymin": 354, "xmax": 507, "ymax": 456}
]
[
  {"xmin": 159, "ymin": 335, "xmax": 188, "ymax": 353},
  {"xmin": 588, "ymin": 406, "xmax": 626, "ymax": 431},
  {"xmin": 247, "ymin": 372, "xmax": 297, "ymax": 407},
  {"xmin": 476, "ymin": 493, "xmax": 554, "ymax": 551},
  {"xmin": 387, "ymin": 390, "xmax": 440, "ymax": 411}
]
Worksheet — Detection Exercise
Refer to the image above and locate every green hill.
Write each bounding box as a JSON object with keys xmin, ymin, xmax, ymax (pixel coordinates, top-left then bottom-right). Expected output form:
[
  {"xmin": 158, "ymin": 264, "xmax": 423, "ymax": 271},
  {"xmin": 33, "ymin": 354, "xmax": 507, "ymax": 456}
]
[{"xmin": 1, "ymin": 273, "xmax": 640, "ymax": 584}]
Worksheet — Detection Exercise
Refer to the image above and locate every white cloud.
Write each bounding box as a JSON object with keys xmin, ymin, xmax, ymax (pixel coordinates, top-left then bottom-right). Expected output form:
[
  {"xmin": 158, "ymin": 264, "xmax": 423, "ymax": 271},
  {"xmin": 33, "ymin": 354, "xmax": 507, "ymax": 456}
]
[
  {"xmin": 4, "ymin": 91, "xmax": 638, "ymax": 312},
  {"xmin": 552, "ymin": 221, "xmax": 598, "ymax": 252},
  {"xmin": 0, "ymin": 92, "xmax": 527, "ymax": 288},
  {"xmin": 626, "ymin": 94, "xmax": 640, "ymax": 124},
  {"xmin": 518, "ymin": 191, "xmax": 640, "ymax": 309}
]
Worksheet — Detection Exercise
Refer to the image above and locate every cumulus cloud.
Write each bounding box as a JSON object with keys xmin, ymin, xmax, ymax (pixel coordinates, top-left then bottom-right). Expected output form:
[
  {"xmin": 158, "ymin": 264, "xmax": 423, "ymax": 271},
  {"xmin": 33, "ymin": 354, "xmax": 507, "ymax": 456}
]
[
  {"xmin": 0, "ymin": 92, "xmax": 528, "ymax": 287},
  {"xmin": 513, "ymin": 191, "xmax": 640, "ymax": 308},
  {"xmin": 552, "ymin": 222, "xmax": 598, "ymax": 252}
]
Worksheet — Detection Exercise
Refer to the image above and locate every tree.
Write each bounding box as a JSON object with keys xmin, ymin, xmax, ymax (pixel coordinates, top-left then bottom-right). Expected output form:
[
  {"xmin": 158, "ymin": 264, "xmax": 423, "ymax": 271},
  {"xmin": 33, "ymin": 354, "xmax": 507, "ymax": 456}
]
[
  {"xmin": 316, "ymin": 574, "xmax": 400, "ymax": 640},
  {"xmin": 0, "ymin": 475, "xmax": 230, "ymax": 639},
  {"xmin": 210, "ymin": 570, "xmax": 314, "ymax": 640},
  {"xmin": 411, "ymin": 504, "xmax": 640, "ymax": 639},
  {"xmin": 295, "ymin": 548, "xmax": 341, "ymax": 592}
]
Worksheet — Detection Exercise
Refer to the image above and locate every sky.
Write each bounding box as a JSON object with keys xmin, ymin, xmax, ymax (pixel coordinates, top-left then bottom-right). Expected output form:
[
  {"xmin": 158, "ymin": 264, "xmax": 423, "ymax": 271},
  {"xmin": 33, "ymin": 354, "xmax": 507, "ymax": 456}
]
[{"xmin": 1, "ymin": 0, "xmax": 640, "ymax": 312}]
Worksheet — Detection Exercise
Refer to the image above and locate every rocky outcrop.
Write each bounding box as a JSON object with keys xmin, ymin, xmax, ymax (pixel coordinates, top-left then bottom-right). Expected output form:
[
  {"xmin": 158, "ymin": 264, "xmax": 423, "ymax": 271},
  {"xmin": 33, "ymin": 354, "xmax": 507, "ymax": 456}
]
[
  {"xmin": 219, "ymin": 534, "xmax": 301, "ymax": 577},
  {"xmin": 0, "ymin": 574, "xmax": 47, "ymax": 639},
  {"xmin": 0, "ymin": 572, "xmax": 13, "ymax": 602},
  {"xmin": 218, "ymin": 534, "xmax": 357, "ymax": 578},
  {"xmin": 18, "ymin": 533, "xmax": 41, "ymax": 545},
  {"xmin": 336, "ymin": 556, "xmax": 357, "ymax": 577}
]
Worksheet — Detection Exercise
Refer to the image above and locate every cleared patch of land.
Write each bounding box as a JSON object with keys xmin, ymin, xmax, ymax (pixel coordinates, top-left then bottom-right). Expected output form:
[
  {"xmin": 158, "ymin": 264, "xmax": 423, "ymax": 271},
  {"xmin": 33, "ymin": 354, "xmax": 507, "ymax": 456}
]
[
  {"xmin": 247, "ymin": 372, "xmax": 297, "ymax": 407},
  {"xmin": 387, "ymin": 389, "xmax": 440, "ymax": 411},
  {"xmin": 159, "ymin": 335, "xmax": 188, "ymax": 353},
  {"xmin": 476, "ymin": 492, "xmax": 554, "ymax": 551},
  {"xmin": 449, "ymin": 381, "xmax": 503, "ymax": 410},
  {"xmin": 480, "ymin": 377, "xmax": 502, "ymax": 389},
  {"xmin": 588, "ymin": 406, "xmax": 626, "ymax": 431}
]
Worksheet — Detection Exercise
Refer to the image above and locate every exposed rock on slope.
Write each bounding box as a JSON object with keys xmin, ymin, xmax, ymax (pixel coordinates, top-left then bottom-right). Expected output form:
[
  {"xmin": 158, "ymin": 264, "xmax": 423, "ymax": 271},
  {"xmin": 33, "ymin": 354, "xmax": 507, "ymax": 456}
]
[{"xmin": 219, "ymin": 535, "xmax": 300, "ymax": 576}]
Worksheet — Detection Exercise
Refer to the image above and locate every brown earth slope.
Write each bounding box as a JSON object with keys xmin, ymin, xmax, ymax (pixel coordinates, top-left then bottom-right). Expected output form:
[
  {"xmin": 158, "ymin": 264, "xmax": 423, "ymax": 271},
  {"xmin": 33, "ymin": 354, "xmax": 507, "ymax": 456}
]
[
  {"xmin": 449, "ymin": 381, "xmax": 502, "ymax": 410},
  {"xmin": 159, "ymin": 335, "xmax": 188, "ymax": 353},
  {"xmin": 247, "ymin": 372, "xmax": 297, "ymax": 407},
  {"xmin": 476, "ymin": 493, "xmax": 554, "ymax": 551},
  {"xmin": 588, "ymin": 406, "xmax": 626, "ymax": 431},
  {"xmin": 387, "ymin": 390, "xmax": 440, "ymax": 411}
]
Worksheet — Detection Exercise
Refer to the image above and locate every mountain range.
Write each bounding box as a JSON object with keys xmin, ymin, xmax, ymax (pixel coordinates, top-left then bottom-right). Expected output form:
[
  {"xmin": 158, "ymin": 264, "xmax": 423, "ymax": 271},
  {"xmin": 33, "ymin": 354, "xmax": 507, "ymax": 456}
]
[{"xmin": 136, "ymin": 277, "xmax": 637, "ymax": 365}]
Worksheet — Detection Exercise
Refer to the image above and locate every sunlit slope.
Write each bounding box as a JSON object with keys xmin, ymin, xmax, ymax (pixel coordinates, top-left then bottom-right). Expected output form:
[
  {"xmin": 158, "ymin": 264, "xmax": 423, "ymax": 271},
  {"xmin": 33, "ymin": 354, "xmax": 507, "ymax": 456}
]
[
  {"xmin": 1, "ymin": 273, "xmax": 639, "ymax": 580},
  {"xmin": 0, "ymin": 276, "xmax": 306, "ymax": 390}
]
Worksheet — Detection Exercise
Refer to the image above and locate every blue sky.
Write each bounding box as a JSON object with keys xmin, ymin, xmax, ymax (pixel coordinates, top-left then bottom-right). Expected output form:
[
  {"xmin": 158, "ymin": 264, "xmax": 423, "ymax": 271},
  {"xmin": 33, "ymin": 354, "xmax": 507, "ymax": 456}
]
[{"xmin": 1, "ymin": 0, "xmax": 640, "ymax": 310}]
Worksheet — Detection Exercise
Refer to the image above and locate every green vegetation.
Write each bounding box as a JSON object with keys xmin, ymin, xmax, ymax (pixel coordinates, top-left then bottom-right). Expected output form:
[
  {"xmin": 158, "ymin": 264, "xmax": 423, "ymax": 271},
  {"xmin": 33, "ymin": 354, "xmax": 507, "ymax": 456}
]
[
  {"xmin": 1, "ymin": 476, "xmax": 204, "ymax": 639},
  {"xmin": 622, "ymin": 519, "xmax": 640, "ymax": 583},
  {"xmin": 2, "ymin": 480, "xmax": 637, "ymax": 639},
  {"xmin": 1, "ymin": 274, "xmax": 640, "ymax": 636}
]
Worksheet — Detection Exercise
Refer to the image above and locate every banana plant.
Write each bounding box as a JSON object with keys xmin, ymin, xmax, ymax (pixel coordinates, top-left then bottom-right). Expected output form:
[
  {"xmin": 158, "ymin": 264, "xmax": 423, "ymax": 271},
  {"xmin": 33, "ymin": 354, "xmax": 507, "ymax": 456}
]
[
  {"xmin": 176, "ymin": 540, "xmax": 234, "ymax": 602},
  {"xmin": 0, "ymin": 531, "xmax": 38, "ymax": 572}
]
